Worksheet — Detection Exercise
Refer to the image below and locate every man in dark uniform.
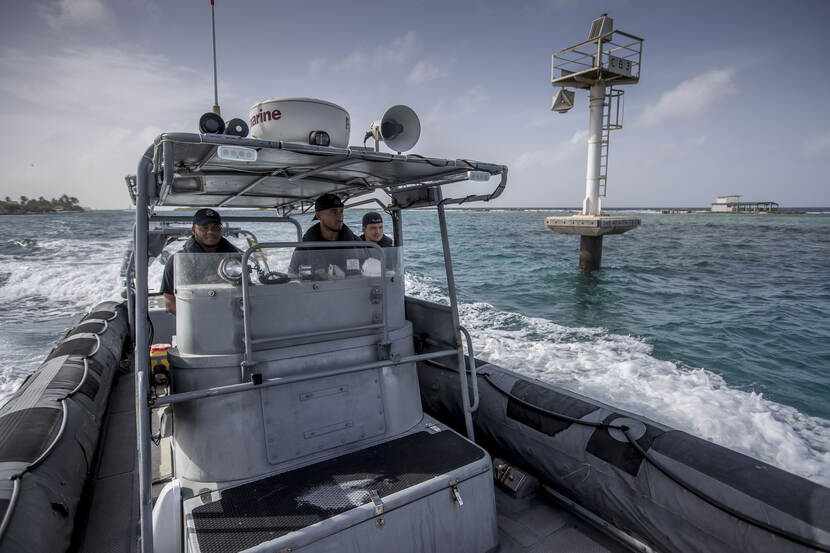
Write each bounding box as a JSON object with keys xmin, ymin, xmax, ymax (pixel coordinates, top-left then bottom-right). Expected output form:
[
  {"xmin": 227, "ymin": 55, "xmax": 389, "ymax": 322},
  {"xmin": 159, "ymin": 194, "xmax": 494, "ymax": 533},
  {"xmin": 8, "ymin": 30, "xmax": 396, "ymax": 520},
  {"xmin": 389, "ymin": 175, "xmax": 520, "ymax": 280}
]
[
  {"xmin": 160, "ymin": 208, "xmax": 239, "ymax": 314},
  {"xmin": 289, "ymin": 193, "xmax": 365, "ymax": 278},
  {"xmin": 360, "ymin": 211, "xmax": 393, "ymax": 247}
]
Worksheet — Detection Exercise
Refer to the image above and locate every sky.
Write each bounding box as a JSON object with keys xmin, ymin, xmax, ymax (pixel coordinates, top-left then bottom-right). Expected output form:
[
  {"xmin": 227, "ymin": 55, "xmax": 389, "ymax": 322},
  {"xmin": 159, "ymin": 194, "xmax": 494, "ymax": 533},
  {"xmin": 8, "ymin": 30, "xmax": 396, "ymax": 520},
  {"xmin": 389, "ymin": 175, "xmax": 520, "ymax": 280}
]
[{"xmin": 0, "ymin": 0, "xmax": 828, "ymax": 209}]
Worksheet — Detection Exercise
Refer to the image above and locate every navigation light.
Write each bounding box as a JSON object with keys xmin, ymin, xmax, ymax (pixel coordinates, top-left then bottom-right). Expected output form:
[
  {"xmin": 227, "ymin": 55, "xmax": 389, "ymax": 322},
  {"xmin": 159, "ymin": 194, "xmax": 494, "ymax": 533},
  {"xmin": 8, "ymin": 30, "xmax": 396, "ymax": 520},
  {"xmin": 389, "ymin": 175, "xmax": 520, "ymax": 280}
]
[{"xmin": 217, "ymin": 145, "xmax": 257, "ymax": 162}]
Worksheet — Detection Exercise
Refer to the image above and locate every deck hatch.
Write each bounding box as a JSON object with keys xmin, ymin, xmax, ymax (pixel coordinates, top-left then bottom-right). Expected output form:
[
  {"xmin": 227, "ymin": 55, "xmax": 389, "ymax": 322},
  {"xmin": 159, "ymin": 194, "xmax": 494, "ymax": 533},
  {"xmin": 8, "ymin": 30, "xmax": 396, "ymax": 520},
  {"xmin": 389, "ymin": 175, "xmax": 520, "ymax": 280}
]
[
  {"xmin": 261, "ymin": 370, "xmax": 386, "ymax": 464},
  {"xmin": 189, "ymin": 430, "xmax": 485, "ymax": 553}
]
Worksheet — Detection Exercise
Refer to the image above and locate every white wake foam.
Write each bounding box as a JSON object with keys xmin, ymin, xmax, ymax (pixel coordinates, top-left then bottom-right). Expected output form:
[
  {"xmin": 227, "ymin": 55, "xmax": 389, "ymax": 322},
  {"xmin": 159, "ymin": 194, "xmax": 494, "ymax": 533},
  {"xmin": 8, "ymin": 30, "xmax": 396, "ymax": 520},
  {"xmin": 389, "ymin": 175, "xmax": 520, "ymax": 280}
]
[{"xmin": 405, "ymin": 273, "xmax": 830, "ymax": 487}]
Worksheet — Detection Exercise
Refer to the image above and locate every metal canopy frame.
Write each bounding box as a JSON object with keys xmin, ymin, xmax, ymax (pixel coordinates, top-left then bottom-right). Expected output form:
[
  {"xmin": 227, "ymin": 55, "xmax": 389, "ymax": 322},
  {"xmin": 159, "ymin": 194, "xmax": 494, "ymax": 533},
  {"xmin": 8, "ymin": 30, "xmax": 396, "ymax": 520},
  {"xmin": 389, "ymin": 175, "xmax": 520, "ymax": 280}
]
[
  {"xmin": 130, "ymin": 133, "xmax": 506, "ymax": 552},
  {"xmin": 126, "ymin": 132, "xmax": 507, "ymax": 214}
]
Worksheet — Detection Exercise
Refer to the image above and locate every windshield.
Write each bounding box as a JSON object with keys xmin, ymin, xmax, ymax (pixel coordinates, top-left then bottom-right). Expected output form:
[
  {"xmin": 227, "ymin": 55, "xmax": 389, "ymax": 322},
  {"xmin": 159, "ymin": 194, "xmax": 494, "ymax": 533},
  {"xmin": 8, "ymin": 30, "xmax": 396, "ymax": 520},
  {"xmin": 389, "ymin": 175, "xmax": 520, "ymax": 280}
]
[{"xmin": 174, "ymin": 246, "xmax": 402, "ymax": 289}]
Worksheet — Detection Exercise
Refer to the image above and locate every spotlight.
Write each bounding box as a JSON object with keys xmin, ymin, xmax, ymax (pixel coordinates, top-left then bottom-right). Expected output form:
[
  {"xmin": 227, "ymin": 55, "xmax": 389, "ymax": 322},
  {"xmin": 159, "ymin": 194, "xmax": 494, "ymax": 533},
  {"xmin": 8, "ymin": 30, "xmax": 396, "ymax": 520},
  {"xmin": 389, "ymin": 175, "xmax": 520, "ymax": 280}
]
[{"xmin": 309, "ymin": 130, "xmax": 330, "ymax": 147}]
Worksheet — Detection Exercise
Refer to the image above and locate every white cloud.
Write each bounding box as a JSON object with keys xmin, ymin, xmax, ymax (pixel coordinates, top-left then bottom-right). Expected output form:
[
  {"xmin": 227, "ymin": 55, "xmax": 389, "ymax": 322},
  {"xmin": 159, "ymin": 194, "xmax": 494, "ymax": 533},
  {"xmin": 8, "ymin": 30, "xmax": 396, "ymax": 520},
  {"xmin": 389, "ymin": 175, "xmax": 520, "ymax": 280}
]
[
  {"xmin": 636, "ymin": 68, "xmax": 736, "ymax": 129},
  {"xmin": 0, "ymin": 47, "xmax": 206, "ymax": 121},
  {"xmin": 633, "ymin": 135, "xmax": 708, "ymax": 165},
  {"xmin": 376, "ymin": 30, "xmax": 418, "ymax": 65},
  {"xmin": 405, "ymin": 61, "xmax": 446, "ymax": 85},
  {"xmin": 513, "ymin": 128, "xmax": 589, "ymax": 172},
  {"xmin": 804, "ymin": 132, "xmax": 830, "ymax": 158},
  {"xmin": 307, "ymin": 58, "xmax": 325, "ymax": 75},
  {"xmin": 513, "ymin": 134, "xmax": 584, "ymax": 171},
  {"xmin": 457, "ymin": 86, "xmax": 487, "ymax": 116},
  {"xmin": 38, "ymin": 0, "xmax": 114, "ymax": 30},
  {"xmin": 424, "ymin": 85, "xmax": 488, "ymax": 126},
  {"xmin": 569, "ymin": 129, "xmax": 588, "ymax": 144},
  {"xmin": 689, "ymin": 135, "xmax": 707, "ymax": 147},
  {"xmin": 340, "ymin": 50, "xmax": 369, "ymax": 72},
  {"xmin": 314, "ymin": 30, "xmax": 419, "ymax": 75},
  {"xmin": 0, "ymin": 46, "xmax": 213, "ymax": 208}
]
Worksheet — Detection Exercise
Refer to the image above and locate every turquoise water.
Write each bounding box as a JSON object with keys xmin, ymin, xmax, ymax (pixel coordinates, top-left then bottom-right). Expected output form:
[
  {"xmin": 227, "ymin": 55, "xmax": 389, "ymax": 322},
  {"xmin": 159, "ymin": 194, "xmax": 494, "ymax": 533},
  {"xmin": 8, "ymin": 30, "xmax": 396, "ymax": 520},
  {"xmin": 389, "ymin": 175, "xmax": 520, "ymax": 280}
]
[
  {"xmin": 407, "ymin": 209, "xmax": 830, "ymax": 420},
  {"xmin": 1, "ymin": 209, "xmax": 828, "ymax": 484}
]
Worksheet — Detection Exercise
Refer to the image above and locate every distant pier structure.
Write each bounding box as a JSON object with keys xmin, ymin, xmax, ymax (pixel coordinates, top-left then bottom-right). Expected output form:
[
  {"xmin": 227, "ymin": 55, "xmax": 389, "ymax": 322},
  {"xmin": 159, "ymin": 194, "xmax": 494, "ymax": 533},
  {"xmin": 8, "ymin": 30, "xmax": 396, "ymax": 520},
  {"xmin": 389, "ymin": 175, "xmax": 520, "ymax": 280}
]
[
  {"xmin": 545, "ymin": 14, "xmax": 643, "ymax": 271},
  {"xmin": 711, "ymin": 195, "xmax": 780, "ymax": 213}
]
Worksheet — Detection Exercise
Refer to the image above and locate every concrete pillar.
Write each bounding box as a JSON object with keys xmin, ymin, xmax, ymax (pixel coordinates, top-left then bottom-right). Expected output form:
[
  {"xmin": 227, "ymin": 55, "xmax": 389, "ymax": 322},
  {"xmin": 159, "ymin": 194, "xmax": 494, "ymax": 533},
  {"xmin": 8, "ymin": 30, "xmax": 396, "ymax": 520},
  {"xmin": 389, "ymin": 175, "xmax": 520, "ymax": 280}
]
[
  {"xmin": 579, "ymin": 235, "xmax": 603, "ymax": 272},
  {"xmin": 583, "ymin": 82, "xmax": 605, "ymax": 216}
]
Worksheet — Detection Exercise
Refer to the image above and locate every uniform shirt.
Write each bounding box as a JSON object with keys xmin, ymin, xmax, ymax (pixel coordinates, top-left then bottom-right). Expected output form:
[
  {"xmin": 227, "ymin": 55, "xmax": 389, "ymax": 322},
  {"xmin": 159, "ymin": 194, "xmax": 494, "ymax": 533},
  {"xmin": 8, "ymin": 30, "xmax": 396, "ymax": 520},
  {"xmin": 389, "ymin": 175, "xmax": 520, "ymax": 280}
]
[
  {"xmin": 288, "ymin": 223, "xmax": 366, "ymax": 277},
  {"xmin": 360, "ymin": 233, "xmax": 393, "ymax": 247},
  {"xmin": 159, "ymin": 236, "xmax": 239, "ymax": 295}
]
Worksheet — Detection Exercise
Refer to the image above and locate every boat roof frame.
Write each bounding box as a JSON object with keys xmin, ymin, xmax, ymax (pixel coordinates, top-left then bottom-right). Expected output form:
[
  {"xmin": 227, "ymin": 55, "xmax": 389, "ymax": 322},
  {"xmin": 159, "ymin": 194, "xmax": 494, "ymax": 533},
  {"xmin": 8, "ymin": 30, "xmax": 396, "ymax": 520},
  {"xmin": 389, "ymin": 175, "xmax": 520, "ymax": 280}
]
[{"xmin": 127, "ymin": 132, "xmax": 508, "ymax": 214}]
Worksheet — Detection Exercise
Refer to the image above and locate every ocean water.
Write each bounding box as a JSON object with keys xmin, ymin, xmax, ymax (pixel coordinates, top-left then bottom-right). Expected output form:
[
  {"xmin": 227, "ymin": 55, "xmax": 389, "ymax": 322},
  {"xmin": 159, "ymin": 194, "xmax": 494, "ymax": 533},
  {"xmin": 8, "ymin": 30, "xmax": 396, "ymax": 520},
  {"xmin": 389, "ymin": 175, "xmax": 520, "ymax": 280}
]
[{"xmin": 1, "ymin": 209, "xmax": 828, "ymax": 486}]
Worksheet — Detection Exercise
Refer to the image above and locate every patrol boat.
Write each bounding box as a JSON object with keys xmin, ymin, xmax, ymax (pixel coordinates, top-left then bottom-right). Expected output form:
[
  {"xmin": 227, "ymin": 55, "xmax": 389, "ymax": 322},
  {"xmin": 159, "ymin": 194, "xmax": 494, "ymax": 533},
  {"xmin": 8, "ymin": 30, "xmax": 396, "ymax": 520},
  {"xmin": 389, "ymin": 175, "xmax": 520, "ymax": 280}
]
[{"xmin": 0, "ymin": 98, "xmax": 827, "ymax": 553}]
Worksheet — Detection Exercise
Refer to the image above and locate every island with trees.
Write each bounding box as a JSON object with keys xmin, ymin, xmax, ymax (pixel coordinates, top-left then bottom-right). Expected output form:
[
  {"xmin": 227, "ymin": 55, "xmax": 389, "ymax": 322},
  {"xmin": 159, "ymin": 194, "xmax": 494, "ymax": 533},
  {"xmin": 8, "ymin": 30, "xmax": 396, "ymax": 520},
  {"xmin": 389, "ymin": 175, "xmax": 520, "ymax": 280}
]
[{"xmin": 0, "ymin": 195, "xmax": 85, "ymax": 214}]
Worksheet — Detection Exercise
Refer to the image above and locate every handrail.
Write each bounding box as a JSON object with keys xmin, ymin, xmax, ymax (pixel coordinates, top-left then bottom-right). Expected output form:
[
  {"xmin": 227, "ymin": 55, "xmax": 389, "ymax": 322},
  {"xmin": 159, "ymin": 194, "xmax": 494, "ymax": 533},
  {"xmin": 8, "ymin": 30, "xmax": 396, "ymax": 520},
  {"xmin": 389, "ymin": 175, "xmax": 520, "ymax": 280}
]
[
  {"xmin": 435, "ymin": 190, "xmax": 475, "ymax": 441},
  {"xmin": 151, "ymin": 349, "xmax": 458, "ymax": 407},
  {"xmin": 134, "ymin": 145, "xmax": 155, "ymax": 553},
  {"xmin": 250, "ymin": 323, "xmax": 385, "ymax": 346},
  {"xmin": 239, "ymin": 240, "xmax": 387, "ymax": 381},
  {"xmin": 439, "ymin": 167, "xmax": 509, "ymax": 206},
  {"xmin": 458, "ymin": 325, "xmax": 479, "ymax": 413}
]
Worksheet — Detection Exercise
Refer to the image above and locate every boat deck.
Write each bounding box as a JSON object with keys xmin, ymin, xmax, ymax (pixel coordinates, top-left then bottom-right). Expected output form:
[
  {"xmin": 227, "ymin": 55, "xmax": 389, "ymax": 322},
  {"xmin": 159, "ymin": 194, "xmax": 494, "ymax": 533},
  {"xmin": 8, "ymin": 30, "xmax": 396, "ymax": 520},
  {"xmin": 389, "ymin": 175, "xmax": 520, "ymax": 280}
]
[
  {"xmin": 495, "ymin": 486, "xmax": 630, "ymax": 553},
  {"xmin": 74, "ymin": 365, "xmax": 639, "ymax": 553},
  {"xmin": 74, "ymin": 367, "xmax": 140, "ymax": 553}
]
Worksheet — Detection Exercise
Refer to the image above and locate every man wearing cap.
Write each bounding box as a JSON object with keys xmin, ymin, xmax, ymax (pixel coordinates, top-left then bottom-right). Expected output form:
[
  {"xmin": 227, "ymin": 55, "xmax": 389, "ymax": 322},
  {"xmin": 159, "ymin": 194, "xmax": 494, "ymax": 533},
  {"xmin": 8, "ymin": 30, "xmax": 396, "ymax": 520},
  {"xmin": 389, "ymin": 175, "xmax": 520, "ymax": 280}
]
[
  {"xmin": 160, "ymin": 208, "xmax": 239, "ymax": 314},
  {"xmin": 289, "ymin": 193, "xmax": 365, "ymax": 278},
  {"xmin": 360, "ymin": 212, "xmax": 393, "ymax": 247}
]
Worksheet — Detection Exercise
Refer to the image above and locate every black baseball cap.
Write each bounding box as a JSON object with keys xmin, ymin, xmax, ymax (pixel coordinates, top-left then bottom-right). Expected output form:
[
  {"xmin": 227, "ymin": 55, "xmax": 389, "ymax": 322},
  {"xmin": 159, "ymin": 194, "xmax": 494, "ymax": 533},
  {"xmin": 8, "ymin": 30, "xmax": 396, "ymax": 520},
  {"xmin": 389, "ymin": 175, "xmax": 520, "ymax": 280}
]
[
  {"xmin": 193, "ymin": 208, "xmax": 221, "ymax": 226},
  {"xmin": 362, "ymin": 212, "xmax": 383, "ymax": 226},
  {"xmin": 312, "ymin": 193, "xmax": 344, "ymax": 220}
]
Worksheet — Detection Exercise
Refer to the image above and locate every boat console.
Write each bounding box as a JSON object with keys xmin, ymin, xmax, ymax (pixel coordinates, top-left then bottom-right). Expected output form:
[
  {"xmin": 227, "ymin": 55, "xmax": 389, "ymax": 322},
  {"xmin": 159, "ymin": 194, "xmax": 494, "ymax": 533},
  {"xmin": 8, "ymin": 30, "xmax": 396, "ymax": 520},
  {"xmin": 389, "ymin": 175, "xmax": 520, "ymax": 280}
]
[{"xmin": 151, "ymin": 243, "xmax": 498, "ymax": 552}]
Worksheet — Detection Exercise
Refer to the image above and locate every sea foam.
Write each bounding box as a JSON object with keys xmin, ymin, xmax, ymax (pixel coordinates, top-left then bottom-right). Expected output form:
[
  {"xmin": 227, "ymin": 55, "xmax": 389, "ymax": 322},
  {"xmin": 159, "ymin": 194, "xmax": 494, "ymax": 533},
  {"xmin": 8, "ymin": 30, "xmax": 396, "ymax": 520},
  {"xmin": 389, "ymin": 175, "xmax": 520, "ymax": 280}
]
[{"xmin": 405, "ymin": 273, "xmax": 830, "ymax": 487}]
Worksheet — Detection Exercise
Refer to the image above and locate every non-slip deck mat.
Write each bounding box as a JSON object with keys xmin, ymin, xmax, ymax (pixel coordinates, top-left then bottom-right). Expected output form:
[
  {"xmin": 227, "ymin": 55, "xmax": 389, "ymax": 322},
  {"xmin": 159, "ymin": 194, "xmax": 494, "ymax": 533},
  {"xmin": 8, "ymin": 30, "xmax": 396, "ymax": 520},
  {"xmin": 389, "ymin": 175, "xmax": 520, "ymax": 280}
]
[{"xmin": 191, "ymin": 430, "xmax": 485, "ymax": 553}]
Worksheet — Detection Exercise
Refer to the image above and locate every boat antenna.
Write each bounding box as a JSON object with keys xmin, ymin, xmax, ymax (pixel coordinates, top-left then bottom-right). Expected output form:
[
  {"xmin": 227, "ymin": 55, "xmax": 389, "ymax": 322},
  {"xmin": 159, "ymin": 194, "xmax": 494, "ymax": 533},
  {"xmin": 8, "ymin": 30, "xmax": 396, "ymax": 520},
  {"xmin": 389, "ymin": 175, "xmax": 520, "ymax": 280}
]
[{"xmin": 210, "ymin": 0, "xmax": 220, "ymax": 115}]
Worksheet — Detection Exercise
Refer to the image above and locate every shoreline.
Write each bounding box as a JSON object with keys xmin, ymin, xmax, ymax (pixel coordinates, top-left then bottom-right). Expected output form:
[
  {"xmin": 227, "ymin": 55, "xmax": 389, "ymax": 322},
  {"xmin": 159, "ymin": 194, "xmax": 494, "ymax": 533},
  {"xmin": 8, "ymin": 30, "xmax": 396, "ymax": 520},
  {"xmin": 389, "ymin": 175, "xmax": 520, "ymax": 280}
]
[{"xmin": 0, "ymin": 209, "xmax": 86, "ymax": 215}]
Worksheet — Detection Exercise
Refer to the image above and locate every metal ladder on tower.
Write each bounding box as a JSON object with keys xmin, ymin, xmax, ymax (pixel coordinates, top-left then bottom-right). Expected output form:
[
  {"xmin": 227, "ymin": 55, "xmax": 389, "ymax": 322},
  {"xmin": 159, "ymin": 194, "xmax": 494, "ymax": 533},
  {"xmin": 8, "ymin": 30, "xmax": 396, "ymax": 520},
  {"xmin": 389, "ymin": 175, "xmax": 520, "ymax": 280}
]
[{"xmin": 599, "ymin": 87, "xmax": 624, "ymax": 197}]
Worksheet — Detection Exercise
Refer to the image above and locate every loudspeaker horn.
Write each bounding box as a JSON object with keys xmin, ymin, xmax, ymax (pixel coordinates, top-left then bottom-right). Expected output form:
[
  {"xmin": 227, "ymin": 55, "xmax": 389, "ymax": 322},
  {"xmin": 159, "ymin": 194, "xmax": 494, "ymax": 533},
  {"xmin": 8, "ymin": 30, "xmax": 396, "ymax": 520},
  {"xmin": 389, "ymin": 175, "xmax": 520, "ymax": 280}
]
[{"xmin": 370, "ymin": 105, "xmax": 420, "ymax": 152}]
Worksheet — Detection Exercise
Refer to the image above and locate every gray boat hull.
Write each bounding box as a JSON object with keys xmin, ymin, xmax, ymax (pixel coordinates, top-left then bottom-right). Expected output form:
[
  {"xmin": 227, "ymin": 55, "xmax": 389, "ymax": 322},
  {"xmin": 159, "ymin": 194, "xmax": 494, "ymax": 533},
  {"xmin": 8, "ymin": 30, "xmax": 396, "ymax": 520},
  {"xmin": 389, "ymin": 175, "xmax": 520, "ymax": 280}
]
[{"xmin": 418, "ymin": 359, "xmax": 830, "ymax": 553}]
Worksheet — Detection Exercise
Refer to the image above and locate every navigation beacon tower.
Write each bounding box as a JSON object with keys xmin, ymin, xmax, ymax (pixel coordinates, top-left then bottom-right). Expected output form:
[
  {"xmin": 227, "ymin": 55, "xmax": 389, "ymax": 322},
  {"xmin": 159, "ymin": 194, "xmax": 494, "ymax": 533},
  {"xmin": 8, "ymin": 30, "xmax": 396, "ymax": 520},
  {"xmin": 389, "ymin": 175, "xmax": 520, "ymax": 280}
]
[{"xmin": 545, "ymin": 14, "xmax": 643, "ymax": 271}]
